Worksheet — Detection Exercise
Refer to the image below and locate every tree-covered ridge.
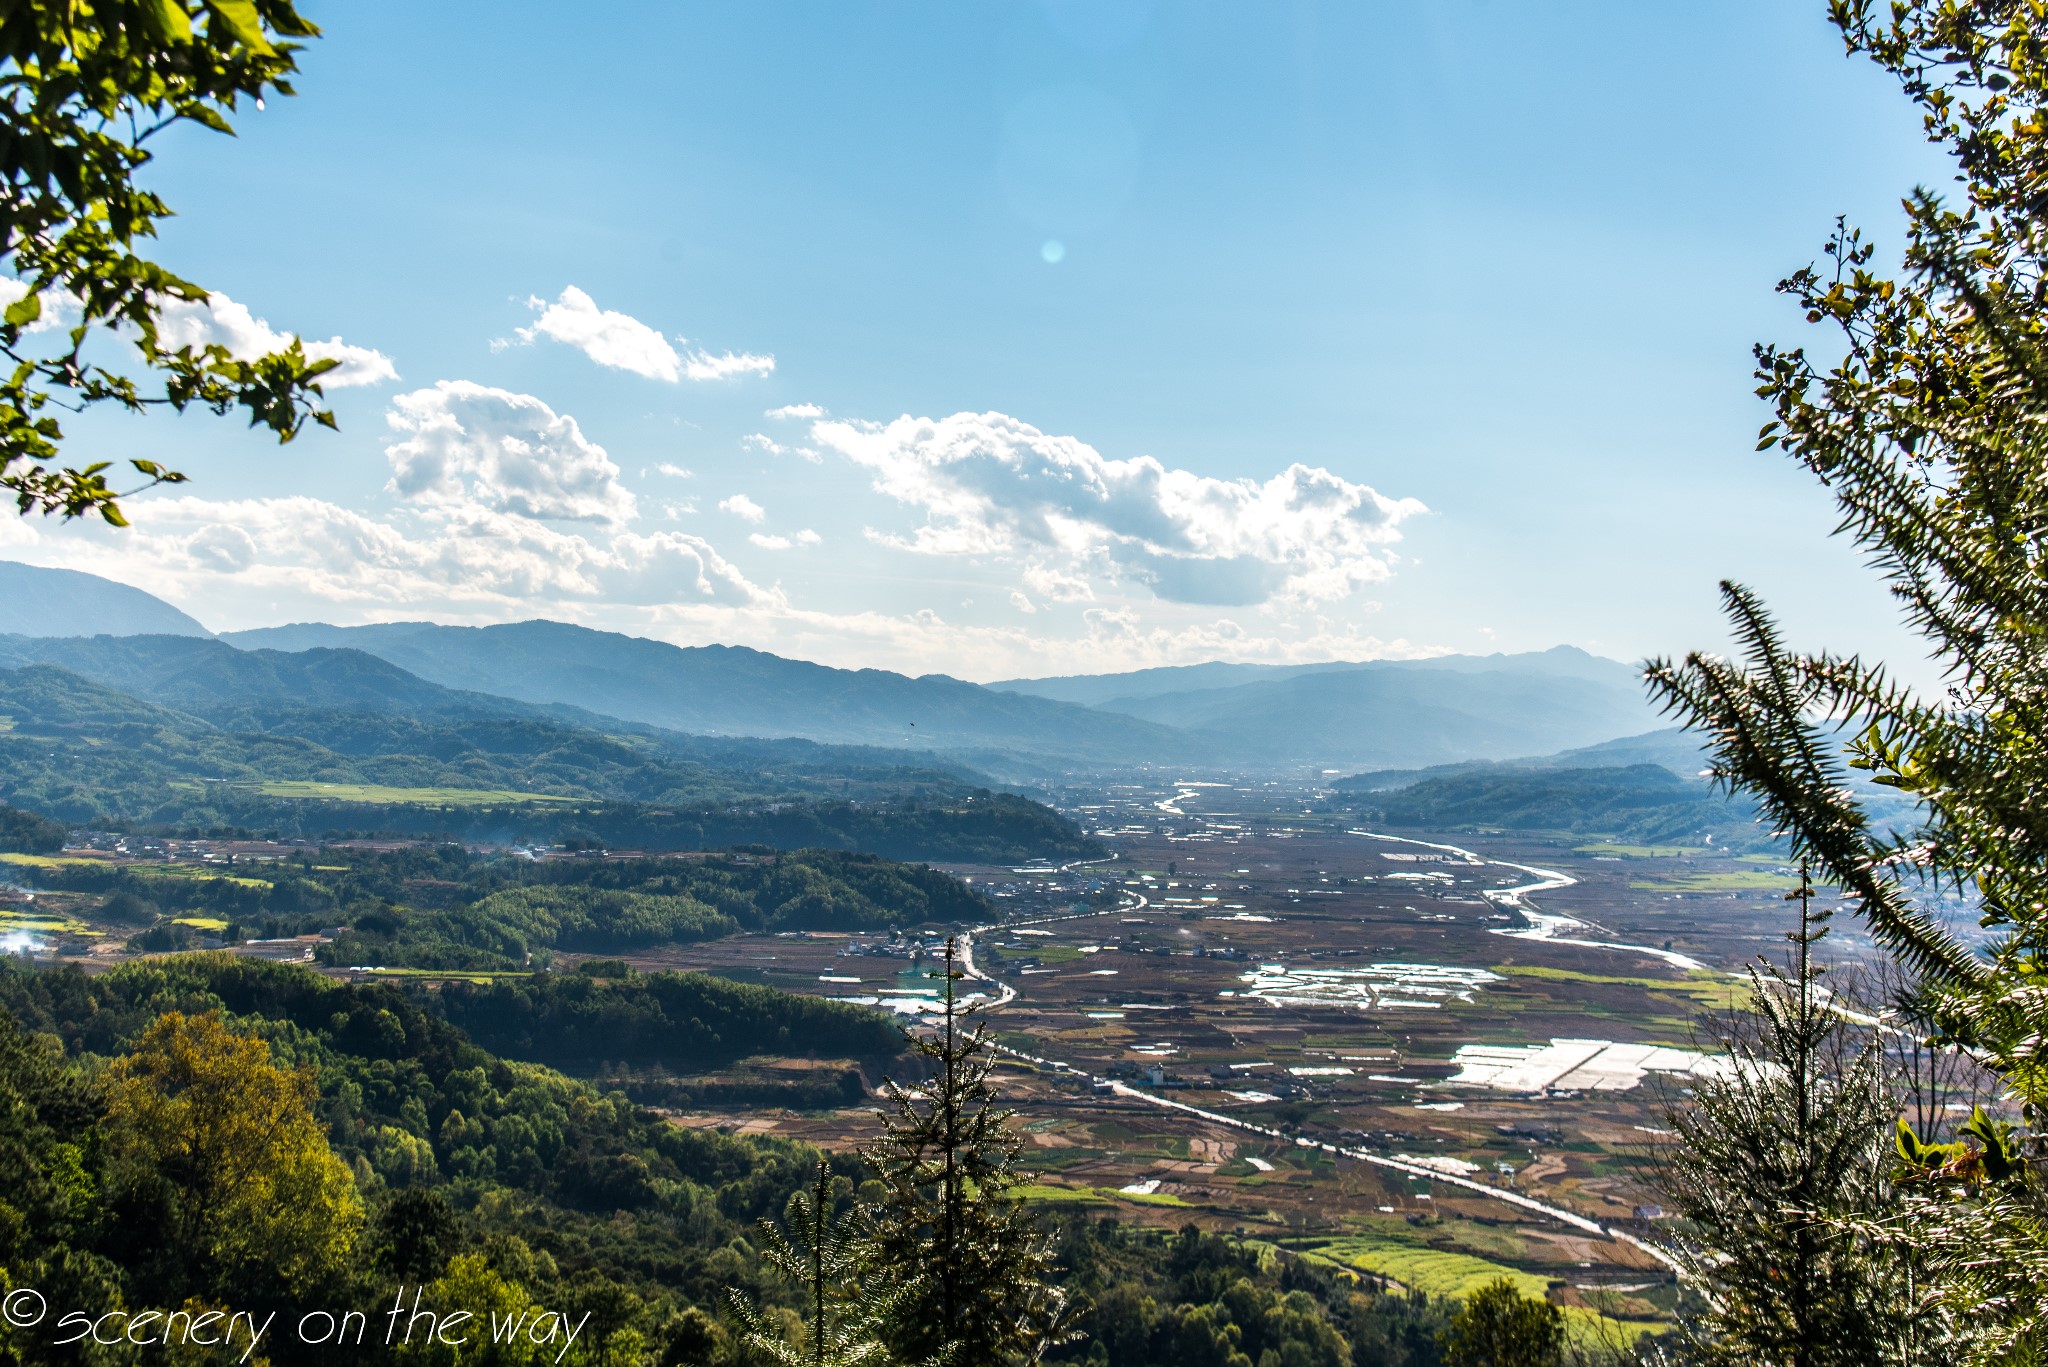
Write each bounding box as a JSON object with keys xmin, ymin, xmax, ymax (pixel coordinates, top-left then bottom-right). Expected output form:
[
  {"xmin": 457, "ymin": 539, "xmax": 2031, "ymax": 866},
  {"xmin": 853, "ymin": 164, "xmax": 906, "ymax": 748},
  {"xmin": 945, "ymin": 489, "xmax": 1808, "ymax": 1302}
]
[
  {"xmin": 269, "ymin": 790, "xmax": 1096, "ymax": 866},
  {"xmin": 22, "ymin": 843, "xmax": 990, "ymax": 969},
  {"xmin": 0, "ymin": 662, "xmax": 1097, "ymax": 861},
  {"xmin": 0, "ymin": 949, "xmax": 1494, "ymax": 1367},
  {"xmin": 1050, "ymin": 1220, "xmax": 1455, "ymax": 1367},
  {"xmin": 431, "ymin": 969, "xmax": 904, "ymax": 1072},
  {"xmin": 0, "ymin": 954, "xmax": 831, "ymax": 1363},
  {"xmin": 0, "ymin": 659, "xmax": 855, "ymax": 810},
  {"xmin": 1337, "ymin": 764, "xmax": 1771, "ymax": 850}
]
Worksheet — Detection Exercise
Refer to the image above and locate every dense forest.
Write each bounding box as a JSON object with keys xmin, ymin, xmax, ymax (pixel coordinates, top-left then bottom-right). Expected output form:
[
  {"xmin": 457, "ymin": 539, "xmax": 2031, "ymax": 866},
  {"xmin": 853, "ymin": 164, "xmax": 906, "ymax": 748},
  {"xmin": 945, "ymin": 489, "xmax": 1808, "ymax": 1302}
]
[
  {"xmin": 18, "ymin": 843, "xmax": 989, "ymax": 971},
  {"xmin": 0, "ymin": 954, "xmax": 1467, "ymax": 1366}
]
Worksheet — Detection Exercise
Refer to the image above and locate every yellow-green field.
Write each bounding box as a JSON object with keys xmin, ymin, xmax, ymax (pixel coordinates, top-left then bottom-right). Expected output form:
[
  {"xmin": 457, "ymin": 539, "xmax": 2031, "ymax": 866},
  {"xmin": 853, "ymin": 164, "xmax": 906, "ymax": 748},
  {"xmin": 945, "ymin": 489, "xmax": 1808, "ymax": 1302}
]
[
  {"xmin": 0, "ymin": 852, "xmax": 105, "ymax": 869},
  {"xmin": 134, "ymin": 864, "xmax": 273, "ymax": 889},
  {"xmin": 359, "ymin": 967, "xmax": 538, "ymax": 982},
  {"xmin": 253, "ymin": 781, "xmax": 580, "ymax": 805},
  {"xmin": 0, "ymin": 853, "xmax": 270, "ymax": 888},
  {"xmin": 171, "ymin": 916, "xmax": 229, "ymax": 931},
  {"xmin": 1499, "ymin": 964, "xmax": 1751, "ymax": 1011},
  {"xmin": 1630, "ymin": 870, "xmax": 1800, "ymax": 893},
  {"xmin": 1299, "ymin": 1235, "xmax": 1551, "ymax": 1299},
  {"xmin": 0, "ymin": 910, "xmax": 90, "ymax": 935},
  {"xmin": 1573, "ymin": 842, "xmax": 1707, "ymax": 858},
  {"xmin": 1294, "ymin": 1235, "xmax": 1666, "ymax": 1345},
  {"xmin": 1009, "ymin": 1182, "xmax": 1190, "ymax": 1208}
]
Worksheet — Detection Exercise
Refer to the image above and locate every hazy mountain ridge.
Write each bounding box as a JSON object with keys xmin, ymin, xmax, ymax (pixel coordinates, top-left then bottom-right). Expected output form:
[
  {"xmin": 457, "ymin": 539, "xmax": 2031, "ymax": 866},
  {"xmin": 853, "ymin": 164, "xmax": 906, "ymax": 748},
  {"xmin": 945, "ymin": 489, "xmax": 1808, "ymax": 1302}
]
[
  {"xmin": 1332, "ymin": 727, "xmax": 1713, "ymax": 792},
  {"xmin": 990, "ymin": 644, "xmax": 1640, "ymax": 704},
  {"xmin": 12, "ymin": 562, "xmax": 1671, "ymax": 773},
  {"xmin": 224, "ymin": 619, "xmax": 1196, "ymax": 765},
  {"xmin": 227, "ymin": 620, "xmax": 1661, "ymax": 770},
  {"xmin": 4, "ymin": 561, "xmax": 212, "ymax": 638}
]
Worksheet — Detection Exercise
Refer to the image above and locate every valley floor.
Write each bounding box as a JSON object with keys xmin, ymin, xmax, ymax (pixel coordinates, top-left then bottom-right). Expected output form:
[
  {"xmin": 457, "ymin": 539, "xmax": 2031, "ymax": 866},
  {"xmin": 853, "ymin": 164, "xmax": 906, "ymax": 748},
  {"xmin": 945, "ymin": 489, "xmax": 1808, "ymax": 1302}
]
[{"xmin": 608, "ymin": 777, "xmax": 1851, "ymax": 1328}]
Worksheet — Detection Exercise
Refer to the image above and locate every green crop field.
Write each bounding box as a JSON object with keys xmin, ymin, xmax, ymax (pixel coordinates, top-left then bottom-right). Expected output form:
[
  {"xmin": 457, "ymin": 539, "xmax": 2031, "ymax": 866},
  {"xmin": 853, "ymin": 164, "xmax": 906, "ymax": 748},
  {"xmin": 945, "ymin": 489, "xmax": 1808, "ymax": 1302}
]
[
  {"xmin": 1498, "ymin": 964, "xmax": 1749, "ymax": 1009},
  {"xmin": 1573, "ymin": 842, "xmax": 1708, "ymax": 858},
  {"xmin": 132, "ymin": 864, "xmax": 274, "ymax": 889},
  {"xmin": 1300, "ymin": 1235, "xmax": 1550, "ymax": 1299},
  {"xmin": 253, "ymin": 781, "xmax": 582, "ymax": 805},
  {"xmin": 0, "ymin": 911, "xmax": 90, "ymax": 935},
  {"xmin": 1009, "ymin": 1183, "xmax": 1113, "ymax": 1206},
  {"xmin": 1630, "ymin": 870, "xmax": 1800, "ymax": 893},
  {"xmin": 360, "ymin": 967, "xmax": 538, "ymax": 981},
  {"xmin": 0, "ymin": 852, "xmax": 104, "ymax": 869}
]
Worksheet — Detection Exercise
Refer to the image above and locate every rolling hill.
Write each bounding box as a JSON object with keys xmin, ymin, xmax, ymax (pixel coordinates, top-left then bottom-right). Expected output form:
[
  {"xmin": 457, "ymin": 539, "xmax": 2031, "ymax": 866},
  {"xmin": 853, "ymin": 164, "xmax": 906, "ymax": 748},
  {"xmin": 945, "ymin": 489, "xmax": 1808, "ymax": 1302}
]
[{"xmin": 0, "ymin": 662, "xmax": 1096, "ymax": 860}]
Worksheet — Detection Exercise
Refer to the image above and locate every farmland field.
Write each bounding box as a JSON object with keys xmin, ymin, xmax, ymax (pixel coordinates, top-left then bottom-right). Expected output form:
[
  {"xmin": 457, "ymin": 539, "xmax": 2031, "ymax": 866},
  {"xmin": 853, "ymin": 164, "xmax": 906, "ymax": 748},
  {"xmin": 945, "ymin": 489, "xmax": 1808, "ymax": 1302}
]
[{"xmin": 252, "ymin": 780, "xmax": 581, "ymax": 805}]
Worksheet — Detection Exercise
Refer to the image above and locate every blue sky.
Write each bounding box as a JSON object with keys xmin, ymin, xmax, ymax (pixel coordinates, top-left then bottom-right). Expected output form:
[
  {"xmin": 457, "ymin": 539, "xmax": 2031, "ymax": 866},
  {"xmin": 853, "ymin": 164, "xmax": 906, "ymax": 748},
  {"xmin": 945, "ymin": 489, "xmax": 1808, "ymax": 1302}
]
[{"xmin": 6, "ymin": 1, "xmax": 1952, "ymax": 681}]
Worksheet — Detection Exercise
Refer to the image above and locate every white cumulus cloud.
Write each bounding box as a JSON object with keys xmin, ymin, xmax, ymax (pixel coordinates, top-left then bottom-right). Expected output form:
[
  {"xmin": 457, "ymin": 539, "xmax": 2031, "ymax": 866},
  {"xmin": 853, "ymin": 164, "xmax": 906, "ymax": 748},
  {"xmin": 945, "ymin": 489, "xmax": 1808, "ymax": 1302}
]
[
  {"xmin": 514, "ymin": 286, "xmax": 680, "ymax": 381},
  {"xmin": 19, "ymin": 494, "xmax": 778, "ymax": 614},
  {"xmin": 0, "ymin": 281, "xmax": 396, "ymax": 385},
  {"xmin": 719, "ymin": 494, "xmax": 766, "ymax": 523},
  {"xmin": 385, "ymin": 380, "xmax": 636, "ymax": 525},
  {"xmin": 511, "ymin": 286, "xmax": 773, "ymax": 384},
  {"xmin": 153, "ymin": 292, "xmax": 399, "ymax": 387},
  {"xmin": 766, "ymin": 402, "xmax": 826, "ymax": 419},
  {"xmin": 0, "ymin": 277, "xmax": 80, "ymax": 334},
  {"xmin": 750, "ymin": 533, "xmax": 792, "ymax": 550},
  {"xmin": 1022, "ymin": 562, "xmax": 1096, "ymax": 603},
  {"xmin": 811, "ymin": 411, "xmax": 1426, "ymax": 606}
]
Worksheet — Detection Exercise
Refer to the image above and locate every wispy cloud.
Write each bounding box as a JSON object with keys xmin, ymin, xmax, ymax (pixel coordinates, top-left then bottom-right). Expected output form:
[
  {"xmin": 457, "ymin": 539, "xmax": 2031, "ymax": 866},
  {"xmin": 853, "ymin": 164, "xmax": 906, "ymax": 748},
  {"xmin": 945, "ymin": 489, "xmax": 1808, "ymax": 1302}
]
[
  {"xmin": 766, "ymin": 402, "xmax": 826, "ymax": 419},
  {"xmin": 741, "ymin": 432, "xmax": 821, "ymax": 462},
  {"xmin": 684, "ymin": 349, "xmax": 775, "ymax": 381}
]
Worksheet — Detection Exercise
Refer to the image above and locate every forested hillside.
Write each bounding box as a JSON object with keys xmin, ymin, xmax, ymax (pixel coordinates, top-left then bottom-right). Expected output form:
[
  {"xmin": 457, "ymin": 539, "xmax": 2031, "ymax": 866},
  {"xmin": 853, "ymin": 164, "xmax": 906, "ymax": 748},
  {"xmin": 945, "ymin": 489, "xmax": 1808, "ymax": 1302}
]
[
  {"xmin": 1336, "ymin": 764, "xmax": 1769, "ymax": 849},
  {"xmin": 0, "ymin": 955, "xmax": 843, "ymax": 1364},
  {"xmin": 0, "ymin": 664, "xmax": 1097, "ymax": 862},
  {"xmin": 0, "ymin": 953, "xmax": 1453, "ymax": 1367},
  {"xmin": 20, "ymin": 843, "xmax": 989, "ymax": 970}
]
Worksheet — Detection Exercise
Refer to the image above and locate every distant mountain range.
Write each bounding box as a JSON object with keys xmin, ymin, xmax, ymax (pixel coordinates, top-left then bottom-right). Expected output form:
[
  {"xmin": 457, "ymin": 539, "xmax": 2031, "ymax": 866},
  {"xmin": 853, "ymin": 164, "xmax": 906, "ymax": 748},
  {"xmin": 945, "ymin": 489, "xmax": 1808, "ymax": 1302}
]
[
  {"xmin": 3, "ymin": 561, "xmax": 212, "ymax": 638},
  {"xmin": 9, "ymin": 561, "xmax": 1664, "ymax": 772},
  {"xmin": 1332, "ymin": 727, "xmax": 1714, "ymax": 792},
  {"xmin": 223, "ymin": 619, "xmax": 1190, "ymax": 767}
]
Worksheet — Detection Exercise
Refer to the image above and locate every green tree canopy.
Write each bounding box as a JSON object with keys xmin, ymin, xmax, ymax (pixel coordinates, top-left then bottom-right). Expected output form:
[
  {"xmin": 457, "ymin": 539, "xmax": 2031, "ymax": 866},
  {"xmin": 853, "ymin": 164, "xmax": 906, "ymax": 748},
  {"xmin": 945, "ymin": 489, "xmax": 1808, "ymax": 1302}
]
[
  {"xmin": 105, "ymin": 1007, "xmax": 362, "ymax": 1299},
  {"xmin": 1436, "ymin": 1278, "xmax": 1561, "ymax": 1367},
  {"xmin": 861, "ymin": 941, "xmax": 1070, "ymax": 1366},
  {"xmin": 1646, "ymin": 0, "xmax": 2048, "ymax": 1356},
  {"xmin": 2, "ymin": 0, "xmax": 336, "ymax": 524}
]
